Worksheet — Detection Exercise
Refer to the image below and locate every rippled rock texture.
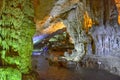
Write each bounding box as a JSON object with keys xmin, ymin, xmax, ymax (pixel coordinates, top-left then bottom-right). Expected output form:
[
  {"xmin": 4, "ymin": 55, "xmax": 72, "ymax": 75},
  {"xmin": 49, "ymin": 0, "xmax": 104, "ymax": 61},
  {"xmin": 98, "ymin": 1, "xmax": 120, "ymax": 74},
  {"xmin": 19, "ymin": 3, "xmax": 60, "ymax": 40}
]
[
  {"xmin": 35, "ymin": 0, "xmax": 120, "ymax": 75},
  {"xmin": 88, "ymin": 0, "xmax": 120, "ymax": 56}
]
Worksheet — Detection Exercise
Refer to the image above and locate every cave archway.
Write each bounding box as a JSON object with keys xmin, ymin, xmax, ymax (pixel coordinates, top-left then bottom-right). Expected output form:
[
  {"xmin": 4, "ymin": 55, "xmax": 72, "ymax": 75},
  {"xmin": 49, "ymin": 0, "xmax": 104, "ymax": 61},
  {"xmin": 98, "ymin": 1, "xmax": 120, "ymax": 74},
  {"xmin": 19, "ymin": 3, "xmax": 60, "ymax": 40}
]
[
  {"xmin": 30, "ymin": 0, "xmax": 120, "ymax": 77},
  {"xmin": 33, "ymin": 0, "xmax": 120, "ymax": 61}
]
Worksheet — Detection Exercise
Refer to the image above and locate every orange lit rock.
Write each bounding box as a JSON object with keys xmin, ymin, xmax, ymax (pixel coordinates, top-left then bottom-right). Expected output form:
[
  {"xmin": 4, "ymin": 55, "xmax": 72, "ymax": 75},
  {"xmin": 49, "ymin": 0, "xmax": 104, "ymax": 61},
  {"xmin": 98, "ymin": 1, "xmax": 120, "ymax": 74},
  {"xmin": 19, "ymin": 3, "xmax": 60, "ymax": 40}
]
[
  {"xmin": 35, "ymin": 16, "xmax": 50, "ymax": 33},
  {"xmin": 84, "ymin": 11, "xmax": 92, "ymax": 33},
  {"xmin": 43, "ymin": 21, "xmax": 66, "ymax": 34},
  {"xmin": 118, "ymin": 15, "xmax": 120, "ymax": 24},
  {"xmin": 115, "ymin": 0, "xmax": 120, "ymax": 24}
]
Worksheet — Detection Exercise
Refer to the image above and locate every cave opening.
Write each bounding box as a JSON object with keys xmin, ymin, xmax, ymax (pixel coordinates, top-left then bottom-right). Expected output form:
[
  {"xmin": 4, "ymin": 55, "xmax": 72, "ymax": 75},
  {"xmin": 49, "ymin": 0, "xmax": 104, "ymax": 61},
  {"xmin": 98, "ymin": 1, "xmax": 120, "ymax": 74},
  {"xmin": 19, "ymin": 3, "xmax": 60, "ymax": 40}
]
[
  {"xmin": 32, "ymin": 0, "xmax": 120, "ymax": 80},
  {"xmin": 0, "ymin": 0, "xmax": 120, "ymax": 80}
]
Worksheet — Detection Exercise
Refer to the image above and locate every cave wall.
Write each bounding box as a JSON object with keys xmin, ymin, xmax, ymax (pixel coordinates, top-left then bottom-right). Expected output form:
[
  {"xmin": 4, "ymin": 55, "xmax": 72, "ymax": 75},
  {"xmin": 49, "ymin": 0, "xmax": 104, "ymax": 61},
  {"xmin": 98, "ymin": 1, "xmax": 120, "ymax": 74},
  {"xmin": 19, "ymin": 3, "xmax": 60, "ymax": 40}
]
[
  {"xmin": 87, "ymin": 0, "xmax": 116, "ymax": 25},
  {"xmin": 86, "ymin": 0, "xmax": 120, "ymax": 56},
  {"xmin": 33, "ymin": 0, "xmax": 120, "ymax": 76},
  {"xmin": 33, "ymin": 0, "xmax": 56, "ymax": 20},
  {"xmin": 35, "ymin": 0, "xmax": 120, "ymax": 59},
  {"xmin": 115, "ymin": 0, "xmax": 120, "ymax": 24}
]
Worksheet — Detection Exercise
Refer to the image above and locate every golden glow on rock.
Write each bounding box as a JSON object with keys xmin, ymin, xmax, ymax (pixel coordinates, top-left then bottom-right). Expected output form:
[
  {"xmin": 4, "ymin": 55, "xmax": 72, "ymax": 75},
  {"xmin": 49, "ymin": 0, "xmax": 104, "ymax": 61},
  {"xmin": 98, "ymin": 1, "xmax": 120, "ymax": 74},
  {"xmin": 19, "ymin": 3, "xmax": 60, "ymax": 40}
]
[
  {"xmin": 118, "ymin": 15, "xmax": 120, "ymax": 24},
  {"xmin": 84, "ymin": 11, "xmax": 92, "ymax": 32},
  {"xmin": 36, "ymin": 16, "xmax": 50, "ymax": 33},
  {"xmin": 115, "ymin": 0, "xmax": 120, "ymax": 24},
  {"xmin": 42, "ymin": 21, "xmax": 66, "ymax": 34}
]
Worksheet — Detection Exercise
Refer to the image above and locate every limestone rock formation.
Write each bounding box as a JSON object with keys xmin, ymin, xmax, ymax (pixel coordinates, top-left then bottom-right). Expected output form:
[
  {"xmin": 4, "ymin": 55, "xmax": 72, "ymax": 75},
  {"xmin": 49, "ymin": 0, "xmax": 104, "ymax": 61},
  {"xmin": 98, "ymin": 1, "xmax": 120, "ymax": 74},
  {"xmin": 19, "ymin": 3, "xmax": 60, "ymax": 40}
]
[
  {"xmin": 88, "ymin": 0, "xmax": 120, "ymax": 56},
  {"xmin": 62, "ymin": 2, "xmax": 88, "ymax": 61},
  {"xmin": 35, "ymin": 0, "xmax": 120, "ymax": 75},
  {"xmin": 36, "ymin": 0, "xmax": 88, "ymax": 62}
]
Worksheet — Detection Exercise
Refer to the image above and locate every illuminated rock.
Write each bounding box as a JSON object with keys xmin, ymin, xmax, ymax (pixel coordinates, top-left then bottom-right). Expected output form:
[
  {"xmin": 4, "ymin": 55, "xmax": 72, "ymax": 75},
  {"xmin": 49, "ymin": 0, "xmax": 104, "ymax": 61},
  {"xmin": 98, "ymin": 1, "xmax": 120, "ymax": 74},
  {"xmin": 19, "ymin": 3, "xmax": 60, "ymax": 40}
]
[
  {"xmin": 35, "ymin": 0, "xmax": 120, "ymax": 65},
  {"xmin": 115, "ymin": 0, "xmax": 120, "ymax": 24},
  {"xmin": 59, "ymin": 1, "xmax": 88, "ymax": 62},
  {"xmin": 36, "ymin": 0, "xmax": 91, "ymax": 62}
]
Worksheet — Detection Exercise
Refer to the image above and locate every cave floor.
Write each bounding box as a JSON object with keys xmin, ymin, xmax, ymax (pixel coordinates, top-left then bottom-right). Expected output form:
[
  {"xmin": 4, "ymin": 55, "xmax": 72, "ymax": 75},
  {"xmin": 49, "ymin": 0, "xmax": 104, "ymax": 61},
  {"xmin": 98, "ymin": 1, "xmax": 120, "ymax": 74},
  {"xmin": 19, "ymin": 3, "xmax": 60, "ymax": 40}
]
[{"xmin": 32, "ymin": 54, "xmax": 120, "ymax": 80}]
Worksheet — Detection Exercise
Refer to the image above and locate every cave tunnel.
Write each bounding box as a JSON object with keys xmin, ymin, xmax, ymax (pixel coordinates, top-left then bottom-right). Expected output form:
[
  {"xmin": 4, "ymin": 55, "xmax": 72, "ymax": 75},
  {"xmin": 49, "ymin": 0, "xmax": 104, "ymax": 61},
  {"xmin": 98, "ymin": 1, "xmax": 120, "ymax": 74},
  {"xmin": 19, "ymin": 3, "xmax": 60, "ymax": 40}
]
[
  {"xmin": 1, "ymin": 0, "xmax": 120, "ymax": 80},
  {"xmin": 32, "ymin": 0, "xmax": 120, "ymax": 80}
]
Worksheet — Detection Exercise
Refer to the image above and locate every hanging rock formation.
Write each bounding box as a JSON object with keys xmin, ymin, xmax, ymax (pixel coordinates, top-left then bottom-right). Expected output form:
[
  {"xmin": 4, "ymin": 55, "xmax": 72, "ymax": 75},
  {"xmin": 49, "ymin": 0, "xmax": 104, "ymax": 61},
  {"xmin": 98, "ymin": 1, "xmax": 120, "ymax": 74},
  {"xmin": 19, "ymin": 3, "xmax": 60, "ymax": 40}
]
[
  {"xmin": 88, "ymin": 0, "xmax": 120, "ymax": 56},
  {"xmin": 36, "ymin": 0, "xmax": 89, "ymax": 62},
  {"xmin": 36, "ymin": 0, "xmax": 120, "ymax": 75},
  {"xmin": 83, "ymin": 0, "xmax": 120, "ymax": 76}
]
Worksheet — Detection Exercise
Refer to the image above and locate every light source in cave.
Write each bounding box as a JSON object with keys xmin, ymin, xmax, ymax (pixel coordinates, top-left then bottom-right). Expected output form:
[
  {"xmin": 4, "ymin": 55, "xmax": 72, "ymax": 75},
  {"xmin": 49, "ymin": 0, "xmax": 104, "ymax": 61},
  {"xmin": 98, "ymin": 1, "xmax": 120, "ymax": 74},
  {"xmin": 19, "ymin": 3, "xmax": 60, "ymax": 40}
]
[
  {"xmin": 33, "ymin": 20, "xmax": 66, "ymax": 44},
  {"xmin": 33, "ymin": 34, "xmax": 48, "ymax": 44},
  {"xmin": 34, "ymin": 11, "xmax": 93, "ymax": 44}
]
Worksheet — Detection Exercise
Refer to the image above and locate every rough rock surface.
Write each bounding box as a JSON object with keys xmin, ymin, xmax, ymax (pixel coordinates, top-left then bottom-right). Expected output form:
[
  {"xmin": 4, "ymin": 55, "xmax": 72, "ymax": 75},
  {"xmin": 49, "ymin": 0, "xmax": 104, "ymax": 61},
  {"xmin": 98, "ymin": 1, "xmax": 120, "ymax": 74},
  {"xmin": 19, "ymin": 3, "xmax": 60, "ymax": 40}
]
[
  {"xmin": 62, "ymin": 2, "xmax": 88, "ymax": 61},
  {"xmin": 36, "ymin": 0, "xmax": 120, "ymax": 76}
]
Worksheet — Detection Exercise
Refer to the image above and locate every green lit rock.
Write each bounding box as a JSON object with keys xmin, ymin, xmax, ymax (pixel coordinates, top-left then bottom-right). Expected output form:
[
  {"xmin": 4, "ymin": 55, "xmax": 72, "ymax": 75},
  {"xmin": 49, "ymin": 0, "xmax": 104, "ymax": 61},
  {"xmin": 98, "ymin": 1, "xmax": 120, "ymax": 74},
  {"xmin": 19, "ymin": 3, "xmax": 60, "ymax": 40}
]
[
  {"xmin": 0, "ymin": 68, "xmax": 21, "ymax": 80},
  {"xmin": 0, "ymin": 0, "xmax": 35, "ymax": 79}
]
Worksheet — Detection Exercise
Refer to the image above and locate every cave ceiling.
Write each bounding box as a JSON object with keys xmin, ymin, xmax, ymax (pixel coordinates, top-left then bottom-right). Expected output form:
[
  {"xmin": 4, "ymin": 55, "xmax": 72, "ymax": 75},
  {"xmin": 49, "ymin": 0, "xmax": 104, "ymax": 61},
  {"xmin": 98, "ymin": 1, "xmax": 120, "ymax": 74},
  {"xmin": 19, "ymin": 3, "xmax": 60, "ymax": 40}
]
[{"xmin": 34, "ymin": 0, "xmax": 120, "ymax": 35}]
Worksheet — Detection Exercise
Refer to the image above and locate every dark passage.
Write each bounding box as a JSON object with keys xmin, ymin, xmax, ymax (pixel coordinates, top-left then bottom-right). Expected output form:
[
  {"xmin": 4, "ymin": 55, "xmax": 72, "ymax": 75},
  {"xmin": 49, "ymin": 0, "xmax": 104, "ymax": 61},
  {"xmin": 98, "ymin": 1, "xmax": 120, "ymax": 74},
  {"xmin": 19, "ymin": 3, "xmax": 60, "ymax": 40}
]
[{"xmin": 32, "ymin": 55, "xmax": 120, "ymax": 80}]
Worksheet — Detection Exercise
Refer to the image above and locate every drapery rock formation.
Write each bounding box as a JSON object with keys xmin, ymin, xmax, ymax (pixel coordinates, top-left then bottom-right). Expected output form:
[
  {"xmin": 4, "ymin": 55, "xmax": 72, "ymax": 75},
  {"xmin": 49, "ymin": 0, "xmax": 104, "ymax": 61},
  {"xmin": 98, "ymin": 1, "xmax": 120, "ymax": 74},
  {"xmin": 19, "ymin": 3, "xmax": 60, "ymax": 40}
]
[
  {"xmin": 88, "ymin": 0, "xmax": 120, "ymax": 56},
  {"xmin": 35, "ymin": 0, "xmax": 120, "ymax": 75},
  {"xmin": 86, "ymin": 0, "xmax": 120, "ymax": 75},
  {"xmin": 35, "ymin": 0, "xmax": 89, "ymax": 61},
  {"xmin": 36, "ymin": 0, "xmax": 120, "ymax": 60}
]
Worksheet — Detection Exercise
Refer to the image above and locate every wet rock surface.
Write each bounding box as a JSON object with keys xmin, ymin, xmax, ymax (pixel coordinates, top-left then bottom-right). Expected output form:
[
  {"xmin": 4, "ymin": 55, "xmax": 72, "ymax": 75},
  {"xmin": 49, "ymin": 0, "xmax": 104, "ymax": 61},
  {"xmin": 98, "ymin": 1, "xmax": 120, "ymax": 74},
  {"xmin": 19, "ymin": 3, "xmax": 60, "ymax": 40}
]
[
  {"xmin": 81, "ymin": 55, "xmax": 120, "ymax": 76},
  {"xmin": 34, "ymin": 0, "xmax": 120, "ymax": 77},
  {"xmin": 32, "ymin": 55, "xmax": 120, "ymax": 80}
]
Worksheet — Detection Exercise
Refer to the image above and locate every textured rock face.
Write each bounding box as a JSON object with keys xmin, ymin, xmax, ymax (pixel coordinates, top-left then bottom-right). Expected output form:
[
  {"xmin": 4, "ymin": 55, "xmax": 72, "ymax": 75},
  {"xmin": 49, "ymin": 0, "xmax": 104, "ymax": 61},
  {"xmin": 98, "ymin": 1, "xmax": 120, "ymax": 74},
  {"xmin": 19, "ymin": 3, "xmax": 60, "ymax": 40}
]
[
  {"xmin": 62, "ymin": 2, "xmax": 88, "ymax": 61},
  {"xmin": 36, "ymin": 0, "xmax": 120, "ymax": 75},
  {"xmin": 86, "ymin": 0, "xmax": 117, "ymax": 25},
  {"xmin": 83, "ymin": 0, "xmax": 120, "ymax": 76},
  {"xmin": 115, "ymin": 0, "xmax": 120, "ymax": 24},
  {"xmin": 34, "ymin": 0, "xmax": 88, "ymax": 61},
  {"xmin": 90, "ymin": 24, "xmax": 120, "ymax": 56},
  {"xmin": 88, "ymin": 0, "xmax": 120, "ymax": 56},
  {"xmin": 36, "ymin": 0, "xmax": 120, "ymax": 61}
]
